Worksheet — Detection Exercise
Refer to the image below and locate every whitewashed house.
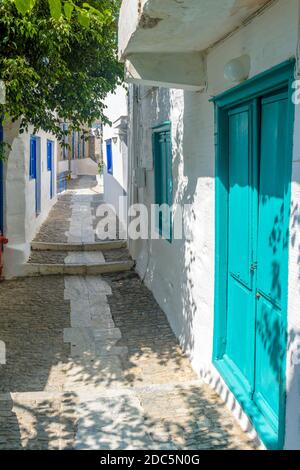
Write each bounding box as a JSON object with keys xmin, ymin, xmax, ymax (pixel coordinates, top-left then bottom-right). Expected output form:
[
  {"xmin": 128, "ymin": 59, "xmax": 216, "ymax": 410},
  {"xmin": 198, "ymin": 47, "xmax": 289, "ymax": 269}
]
[
  {"xmin": 119, "ymin": 0, "xmax": 300, "ymax": 449},
  {"xmin": 103, "ymin": 86, "xmax": 128, "ymax": 231},
  {"xmin": 1, "ymin": 121, "xmax": 58, "ymax": 278}
]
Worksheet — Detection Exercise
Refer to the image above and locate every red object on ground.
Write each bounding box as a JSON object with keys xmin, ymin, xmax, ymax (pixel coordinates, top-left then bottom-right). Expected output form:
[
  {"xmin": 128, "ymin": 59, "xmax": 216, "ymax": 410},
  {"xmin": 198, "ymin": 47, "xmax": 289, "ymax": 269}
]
[{"xmin": 0, "ymin": 235, "xmax": 8, "ymax": 281}]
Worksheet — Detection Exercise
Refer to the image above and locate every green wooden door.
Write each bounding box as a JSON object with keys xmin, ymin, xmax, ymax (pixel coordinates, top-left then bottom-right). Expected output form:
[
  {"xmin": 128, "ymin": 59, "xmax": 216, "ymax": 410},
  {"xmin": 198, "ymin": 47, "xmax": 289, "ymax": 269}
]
[
  {"xmin": 225, "ymin": 90, "xmax": 289, "ymax": 437},
  {"xmin": 254, "ymin": 91, "xmax": 289, "ymax": 433}
]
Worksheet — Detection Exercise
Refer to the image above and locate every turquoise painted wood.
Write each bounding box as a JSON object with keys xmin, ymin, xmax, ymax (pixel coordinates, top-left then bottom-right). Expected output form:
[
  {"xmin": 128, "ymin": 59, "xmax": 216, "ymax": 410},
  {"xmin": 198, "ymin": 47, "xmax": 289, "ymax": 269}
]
[
  {"xmin": 213, "ymin": 60, "xmax": 295, "ymax": 450},
  {"xmin": 153, "ymin": 123, "xmax": 173, "ymax": 240},
  {"xmin": 254, "ymin": 91, "xmax": 289, "ymax": 433},
  {"xmin": 225, "ymin": 103, "xmax": 256, "ymax": 397}
]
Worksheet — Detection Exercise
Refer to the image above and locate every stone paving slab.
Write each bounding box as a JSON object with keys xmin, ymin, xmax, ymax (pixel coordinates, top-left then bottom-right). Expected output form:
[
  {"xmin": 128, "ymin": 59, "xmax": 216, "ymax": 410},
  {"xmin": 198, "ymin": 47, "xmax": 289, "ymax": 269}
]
[{"xmin": 64, "ymin": 252, "xmax": 105, "ymax": 265}]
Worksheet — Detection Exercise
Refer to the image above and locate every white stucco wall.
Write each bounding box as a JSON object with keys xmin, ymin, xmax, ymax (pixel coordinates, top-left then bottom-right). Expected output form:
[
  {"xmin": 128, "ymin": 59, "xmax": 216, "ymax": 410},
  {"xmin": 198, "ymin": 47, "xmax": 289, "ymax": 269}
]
[
  {"xmin": 127, "ymin": 0, "xmax": 300, "ymax": 449},
  {"xmin": 103, "ymin": 87, "xmax": 129, "ymax": 231},
  {"xmin": 74, "ymin": 158, "xmax": 98, "ymax": 176},
  {"xmin": 3, "ymin": 122, "xmax": 57, "ymax": 278},
  {"xmin": 58, "ymin": 160, "xmax": 69, "ymax": 174}
]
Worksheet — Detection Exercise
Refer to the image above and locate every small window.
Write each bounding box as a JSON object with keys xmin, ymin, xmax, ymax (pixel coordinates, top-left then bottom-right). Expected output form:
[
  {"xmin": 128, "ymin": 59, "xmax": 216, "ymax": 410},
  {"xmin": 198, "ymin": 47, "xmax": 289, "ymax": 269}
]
[
  {"xmin": 106, "ymin": 139, "xmax": 113, "ymax": 174},
  {"xmin": 29, "ymin": 136, "xmax": 37, "ymax": 179},
  {"xmin": 153, "ymin": 123, "xmax": 173, "ymax": 241}
]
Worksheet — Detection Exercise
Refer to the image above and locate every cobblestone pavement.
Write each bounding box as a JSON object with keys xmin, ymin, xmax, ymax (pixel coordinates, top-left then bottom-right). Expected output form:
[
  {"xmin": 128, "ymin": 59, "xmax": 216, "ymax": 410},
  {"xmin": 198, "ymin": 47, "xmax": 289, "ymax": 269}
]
[
  {"xmin": 34, "ymin": 193, "xmax": 73, "ymax": 243},
  {"xmin": 0, "ymin": 177, "xmax": 258, "ymax": 450}
]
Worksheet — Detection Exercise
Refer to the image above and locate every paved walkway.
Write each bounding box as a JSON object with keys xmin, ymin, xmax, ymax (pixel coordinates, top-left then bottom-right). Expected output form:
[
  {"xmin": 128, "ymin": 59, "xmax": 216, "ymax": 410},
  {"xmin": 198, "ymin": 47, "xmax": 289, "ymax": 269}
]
[{"xmin": 0, "ymin": 176, "xmax": 257, "ymax": 450}]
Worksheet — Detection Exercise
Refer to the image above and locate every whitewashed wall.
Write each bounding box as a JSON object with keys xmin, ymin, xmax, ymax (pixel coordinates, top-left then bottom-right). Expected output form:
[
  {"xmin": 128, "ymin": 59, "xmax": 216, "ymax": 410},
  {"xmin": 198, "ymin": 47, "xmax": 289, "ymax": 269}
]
[
  {"xmin": 128, "ymin": 0, "xmax": 300, "ymax": 449},
  {"xmin": 3, "ymin": 122, "xmax": 57, "ymax": 278},
  {"xmin": 103, "ymin": 86, "xmax": 128, "ymax": 231}
]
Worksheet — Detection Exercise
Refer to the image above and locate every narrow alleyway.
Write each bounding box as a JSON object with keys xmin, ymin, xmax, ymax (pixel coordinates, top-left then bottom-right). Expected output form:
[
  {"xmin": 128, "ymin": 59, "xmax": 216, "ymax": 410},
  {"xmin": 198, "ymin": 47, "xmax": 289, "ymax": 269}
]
[{"xmin": 0, "ymin": 176, "xmax": 256, "ymax": 450}]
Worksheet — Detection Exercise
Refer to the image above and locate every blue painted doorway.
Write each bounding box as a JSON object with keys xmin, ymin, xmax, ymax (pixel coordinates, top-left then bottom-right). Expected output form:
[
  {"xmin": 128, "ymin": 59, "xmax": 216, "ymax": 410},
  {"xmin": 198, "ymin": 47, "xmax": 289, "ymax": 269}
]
[
  {"xmin": 47, "ymin": 140, "xmax": 54, "ymax": 199},
  {"xmin": 30, "ymin": 136, "xmax": 41, "ymax": 216}
]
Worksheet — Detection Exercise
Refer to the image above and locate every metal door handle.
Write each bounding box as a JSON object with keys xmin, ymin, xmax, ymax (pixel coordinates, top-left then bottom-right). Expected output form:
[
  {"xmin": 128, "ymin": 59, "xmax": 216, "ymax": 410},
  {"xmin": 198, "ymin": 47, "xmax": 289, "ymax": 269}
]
[{"xmin": 256, "ymin": 292, "xmax": 261, "ymax": 299}]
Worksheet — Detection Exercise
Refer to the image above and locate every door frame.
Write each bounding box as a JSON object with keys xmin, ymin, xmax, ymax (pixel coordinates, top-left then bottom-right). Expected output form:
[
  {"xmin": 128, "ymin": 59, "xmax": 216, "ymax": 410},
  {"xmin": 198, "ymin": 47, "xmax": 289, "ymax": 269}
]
[{"xmin": 212, "ymin": 60, "xmax": 295, "ymax": 450}]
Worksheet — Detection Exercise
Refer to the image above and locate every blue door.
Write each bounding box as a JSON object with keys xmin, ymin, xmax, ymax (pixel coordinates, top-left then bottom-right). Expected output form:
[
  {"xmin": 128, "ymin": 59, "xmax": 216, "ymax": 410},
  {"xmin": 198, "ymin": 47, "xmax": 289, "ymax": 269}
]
[
  {"xmin": 47, "ymin": 140, "xmax": 54, "ymax": 199},
  {"xmin": 106, "ymin": 139, "xmax": 113, "ymax": 174},
  {"xmin": 82, "ymin": 138, "xmax": 85, "ymax": 158},
  {"xmin": 30, "ymin": 136, "xmax": 41, "ymax": 215},
  {"xmin": 0, "ymin": 123, "xmax": 3, "ymax": 236}
]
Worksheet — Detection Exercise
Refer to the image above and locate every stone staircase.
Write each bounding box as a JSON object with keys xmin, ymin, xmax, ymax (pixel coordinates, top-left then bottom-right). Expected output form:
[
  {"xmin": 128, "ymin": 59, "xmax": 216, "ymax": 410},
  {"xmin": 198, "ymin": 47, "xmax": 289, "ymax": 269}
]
[{"xmin": 24, "ymin": 240, "xmax": 134, "ymax": 277}]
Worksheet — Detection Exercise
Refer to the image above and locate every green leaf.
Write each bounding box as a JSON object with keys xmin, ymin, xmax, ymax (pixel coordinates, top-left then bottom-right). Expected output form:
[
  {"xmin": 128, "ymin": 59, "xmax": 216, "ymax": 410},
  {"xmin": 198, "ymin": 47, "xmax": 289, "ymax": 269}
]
[
  {"xmin": 48, "ymin": 0, "xmax": 62, "ymax": 20},
  {"xmin": 2, "ymin": 112, "xmax": 10, "ymax": 126},
  {"xmin": 14, "ymin": 0, "xmax": 35, "ymax": 15},
  {"xmin": 64, "ymin": 2, "xmax": 74, "ymax": 20},
  {"xmin": 78, "ymin": 12, "xmax": 90, "ymax": 28}
]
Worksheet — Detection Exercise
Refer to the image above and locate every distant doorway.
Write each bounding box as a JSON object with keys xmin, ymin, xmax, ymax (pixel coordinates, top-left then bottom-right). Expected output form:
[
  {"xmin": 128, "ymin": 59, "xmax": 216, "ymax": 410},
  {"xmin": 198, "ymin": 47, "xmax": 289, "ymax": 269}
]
[{"xmin": 47, "ymin": 140, "xmax": 55, "ymax": 199}]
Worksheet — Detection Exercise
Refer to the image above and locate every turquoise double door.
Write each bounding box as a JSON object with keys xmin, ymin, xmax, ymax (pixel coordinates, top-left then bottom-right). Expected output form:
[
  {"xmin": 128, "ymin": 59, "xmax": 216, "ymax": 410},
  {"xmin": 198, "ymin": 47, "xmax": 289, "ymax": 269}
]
[{"xmin": 224, "ymin": 89, "xmax": 290, "ymax": 444}]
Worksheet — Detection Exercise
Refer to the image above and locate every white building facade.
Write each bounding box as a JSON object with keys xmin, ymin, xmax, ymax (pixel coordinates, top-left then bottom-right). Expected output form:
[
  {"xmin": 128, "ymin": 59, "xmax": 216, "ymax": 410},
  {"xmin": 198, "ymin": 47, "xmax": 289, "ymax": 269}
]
[
  {"xmin": 1, "ymin": 121, "xmax": 58, "ymax": 278},
  {"xmin": 103, "ymin": 86, "xmax": 128, "ymax": 232},
  {"xmin": 119, "ymin": 0, "xmax": 300, "ymax": 450}
]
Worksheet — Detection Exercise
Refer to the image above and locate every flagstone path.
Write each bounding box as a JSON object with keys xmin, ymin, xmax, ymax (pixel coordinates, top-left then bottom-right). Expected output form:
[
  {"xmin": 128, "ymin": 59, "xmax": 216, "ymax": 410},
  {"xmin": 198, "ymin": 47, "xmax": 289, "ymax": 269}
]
[{"xmin": 0, "ymin": 176, "xmax": 258, "ymax": 450}]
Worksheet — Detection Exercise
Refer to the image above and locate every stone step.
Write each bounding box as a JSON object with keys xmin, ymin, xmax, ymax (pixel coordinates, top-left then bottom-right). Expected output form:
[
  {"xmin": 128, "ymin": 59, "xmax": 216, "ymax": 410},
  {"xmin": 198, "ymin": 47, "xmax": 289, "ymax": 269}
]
[
  {"xmin": 31, "ymin": 240, "xmax": 127, "ymax": 252},
  {"xmin": 24, "ymin": 260, "xmax": 134, "ymax": 277},
  {"xmin": 28, "ymin": 248, "xmax": 132, "ymax": 265}
]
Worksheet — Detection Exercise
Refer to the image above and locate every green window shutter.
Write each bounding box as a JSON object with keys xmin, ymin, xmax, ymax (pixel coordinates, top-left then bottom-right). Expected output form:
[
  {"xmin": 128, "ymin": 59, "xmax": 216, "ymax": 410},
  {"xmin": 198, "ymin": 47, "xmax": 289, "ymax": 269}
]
[{"xmin": 153, "ymin": 123, "xmax": 173, "ymax": 241}]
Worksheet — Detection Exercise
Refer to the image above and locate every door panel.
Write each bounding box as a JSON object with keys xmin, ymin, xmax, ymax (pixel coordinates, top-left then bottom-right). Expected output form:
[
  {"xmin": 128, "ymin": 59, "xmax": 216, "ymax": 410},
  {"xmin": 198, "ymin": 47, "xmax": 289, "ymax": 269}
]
[
  {"xmin": 226, "ymin": 105, "xmax": 255, "ymax": 392},
  {"xmin": 228, "ymin": 107, "xmax": 253, "ymax": 288},
  {"xmin": 254, "ymin": 92, "xmax": 289, "ymax": 430},
  {"xmin": 257, "ymin": 94, "xmax": 288, "ymax": 307},
  {"xmin": 224, "ymin": 91, "xmax": 289, "ymax": 435},
  {"xmin": 255, "ymin": 298, "xmax": 282, "ymax": 430}
]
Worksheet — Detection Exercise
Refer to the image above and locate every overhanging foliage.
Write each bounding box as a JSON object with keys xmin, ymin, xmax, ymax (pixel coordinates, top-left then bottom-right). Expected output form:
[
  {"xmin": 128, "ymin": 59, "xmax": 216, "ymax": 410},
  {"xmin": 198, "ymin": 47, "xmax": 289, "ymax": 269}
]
[{"xmin": 0, "ymin": 0, "xmax": 122, "ymax": 157}]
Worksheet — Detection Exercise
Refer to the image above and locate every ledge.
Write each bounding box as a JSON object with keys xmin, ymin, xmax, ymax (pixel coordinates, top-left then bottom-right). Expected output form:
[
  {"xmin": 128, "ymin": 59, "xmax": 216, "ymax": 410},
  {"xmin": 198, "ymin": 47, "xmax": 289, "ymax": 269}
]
[{"xmin": 119, "ymin": 0, "xmax": 273, "ymax": 89}]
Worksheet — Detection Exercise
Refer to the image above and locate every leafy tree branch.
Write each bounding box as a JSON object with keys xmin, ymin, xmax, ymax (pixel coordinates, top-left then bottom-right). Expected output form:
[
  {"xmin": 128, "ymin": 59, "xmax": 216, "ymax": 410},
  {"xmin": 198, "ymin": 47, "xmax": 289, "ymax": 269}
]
[{"xmin": 0, "ymin": 0, "xmax": 122, "ymax": 158}]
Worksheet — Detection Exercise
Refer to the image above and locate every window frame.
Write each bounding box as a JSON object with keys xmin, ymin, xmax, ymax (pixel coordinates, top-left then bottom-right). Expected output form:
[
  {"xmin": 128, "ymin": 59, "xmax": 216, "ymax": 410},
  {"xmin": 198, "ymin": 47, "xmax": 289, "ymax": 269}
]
[{"xmin": 152, "ymin": 121, "xmax": 173, "ymax": 242}]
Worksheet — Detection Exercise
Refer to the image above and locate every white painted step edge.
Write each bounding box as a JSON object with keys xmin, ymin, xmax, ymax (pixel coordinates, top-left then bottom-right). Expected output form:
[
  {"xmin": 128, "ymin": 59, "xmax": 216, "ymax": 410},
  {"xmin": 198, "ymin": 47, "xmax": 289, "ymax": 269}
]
[
  {"xmin": 23, "ymin": 261, "xmax": 134, "ymax": 276},
  {"xmin": 31, "ymin": 240, "xmax": 127, "ymax": 252}
]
